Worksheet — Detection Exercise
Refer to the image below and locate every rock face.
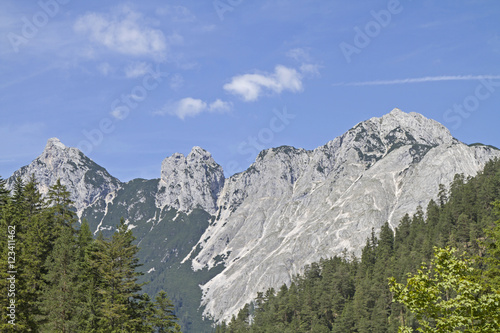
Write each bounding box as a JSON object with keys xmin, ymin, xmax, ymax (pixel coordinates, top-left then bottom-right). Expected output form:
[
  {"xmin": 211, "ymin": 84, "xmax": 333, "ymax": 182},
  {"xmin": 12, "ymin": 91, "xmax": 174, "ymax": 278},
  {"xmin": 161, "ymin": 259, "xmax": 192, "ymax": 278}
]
[
  {"xmin": 6, "ymin": 138, "xmax": 122, "ymax": 218},
  {"xmin": 6, "ymin": 109, "xmax": 500, "ymax": 327},
  {"xmin": 185, "ymin": 109, "xmax": 500, "ymax": 322},
  {"xmin": 156, "ymin": 146, "xmax": 225, "ymax": 214}
]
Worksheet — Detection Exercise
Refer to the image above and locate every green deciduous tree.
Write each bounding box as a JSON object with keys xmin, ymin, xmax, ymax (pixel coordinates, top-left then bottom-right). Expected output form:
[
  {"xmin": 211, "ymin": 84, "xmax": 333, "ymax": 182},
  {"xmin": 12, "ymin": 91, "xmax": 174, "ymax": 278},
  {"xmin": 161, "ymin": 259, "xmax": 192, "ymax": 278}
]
[{"xmin": 389, "ymin": 247, "xmax": 500, "ymax": 333}]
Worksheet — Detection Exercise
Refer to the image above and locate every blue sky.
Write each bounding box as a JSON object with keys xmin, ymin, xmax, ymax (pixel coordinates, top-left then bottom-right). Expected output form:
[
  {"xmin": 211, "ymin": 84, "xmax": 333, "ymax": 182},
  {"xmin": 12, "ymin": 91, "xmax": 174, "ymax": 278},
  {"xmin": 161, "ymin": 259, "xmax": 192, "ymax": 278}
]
[{"xmin": 1, "ymin": 0, "xmax": 499, "ymax": 181}]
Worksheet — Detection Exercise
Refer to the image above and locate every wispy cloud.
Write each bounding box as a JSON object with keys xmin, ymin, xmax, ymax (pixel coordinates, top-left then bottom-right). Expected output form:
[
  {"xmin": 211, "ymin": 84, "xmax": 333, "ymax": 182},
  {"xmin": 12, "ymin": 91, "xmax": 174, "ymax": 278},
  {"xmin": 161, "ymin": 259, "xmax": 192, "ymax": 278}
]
[
  {"xmin": 155, "ymin": 5, "xmax": 196, "ymax": 22},
  {"xmin": 155, "ymin": 98, "xmax": 232, "ymax": 120},
  {"xmin": 287, "ymin": 48, "xmax": 312, "ymax": 63},
  {"xmin": 334, "ymin": 75, "xmax": 500, "ymax": 86}
]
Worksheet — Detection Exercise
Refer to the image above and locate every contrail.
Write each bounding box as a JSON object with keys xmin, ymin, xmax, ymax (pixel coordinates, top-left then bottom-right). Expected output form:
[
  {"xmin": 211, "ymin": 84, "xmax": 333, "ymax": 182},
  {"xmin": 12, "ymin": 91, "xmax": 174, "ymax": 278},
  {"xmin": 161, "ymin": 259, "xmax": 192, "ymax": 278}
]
[{"xmin": 333, "ymin": 75, "xmax": 500, "ymax": 86}]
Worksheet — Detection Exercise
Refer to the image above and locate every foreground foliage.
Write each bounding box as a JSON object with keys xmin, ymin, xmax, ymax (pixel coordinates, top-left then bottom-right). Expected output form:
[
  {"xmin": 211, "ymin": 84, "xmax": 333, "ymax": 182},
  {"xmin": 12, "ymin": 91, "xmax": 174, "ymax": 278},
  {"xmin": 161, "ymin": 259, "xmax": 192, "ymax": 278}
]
[
  {"xmin": 0, "ymin": 178, "xmax": 181, "ymax": 332},
  {"xmin": 390, "ymin": 247, "xmax": 500, "ymax": 332}
]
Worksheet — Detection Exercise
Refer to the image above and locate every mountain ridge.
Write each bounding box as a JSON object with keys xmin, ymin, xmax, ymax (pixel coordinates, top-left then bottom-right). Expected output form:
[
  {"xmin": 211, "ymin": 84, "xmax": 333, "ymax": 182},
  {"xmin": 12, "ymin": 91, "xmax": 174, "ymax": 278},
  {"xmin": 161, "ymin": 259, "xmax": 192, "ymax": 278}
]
[{"xmin": 6, "ymin": 108, "xmax": 500, "ymax": 326}]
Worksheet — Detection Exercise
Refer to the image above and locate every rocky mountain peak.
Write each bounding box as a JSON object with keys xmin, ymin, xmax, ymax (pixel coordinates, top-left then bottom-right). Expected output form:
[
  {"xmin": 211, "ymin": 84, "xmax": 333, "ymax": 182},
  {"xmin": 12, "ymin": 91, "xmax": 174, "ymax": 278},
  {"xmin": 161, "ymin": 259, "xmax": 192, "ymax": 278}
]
[
  {"xmin": 45, "ymin": 137, "xmax": 67, "ymax": 150},
  {"xmin": 7, "ymin": 138, "xmax": 121, "ymax": 218},
  {"xmin": 389, "ymin": 107, "xmax": 404, "ymax": 114},
  {"xmin": 370, "ymin": 108, "xmax": 454, "ymax": 147},
  {"xmin": 187, "ymin": 146, "xmax": 212, "ymax": 160},
  {"xmin": 318, "ymin": 109, "xmax": 456, "ymax": 170},
  {"xmin": 39, "ymin": 137, "xmax": 84, "ymax": 166},
  {"xmin": 156, "ymin": 147, "xmax": 225, "ymax": 214}
]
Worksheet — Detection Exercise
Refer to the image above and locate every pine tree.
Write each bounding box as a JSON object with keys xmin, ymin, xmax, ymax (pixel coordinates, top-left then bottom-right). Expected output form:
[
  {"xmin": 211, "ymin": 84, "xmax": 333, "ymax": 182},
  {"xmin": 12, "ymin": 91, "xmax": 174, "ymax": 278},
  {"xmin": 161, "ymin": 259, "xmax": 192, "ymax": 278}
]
[
  {"xmin": 150, "ymin": 290, "xmax": 181, "ymax": 333},
  {"xmin": 38, "ymin": 180, "xmax": 80, "ymax": 332},
  {"xmin": 39, "ymin": 223, "xmax": 80, "ymax": 332},
  {"xmin": 75, "ymin": 220, "xmax": 101, "ymax": 331},
  {"xmin": 95, "ymin": 217, "xmax": 145, "ymax": 331},
  {"xmin": 19, "ymin": 176, "xmax": 50, "ymax": 329},
  {"xmin": 79, "ymin": 231, "xmax": 106, "ymax": 331},
  {"xmin": 438, "ymin": 183, "xmax": 448, "ymax": 207},
  {"xmin": 47, "ymin": 179, "xmax": 74, "ymax": 231}
]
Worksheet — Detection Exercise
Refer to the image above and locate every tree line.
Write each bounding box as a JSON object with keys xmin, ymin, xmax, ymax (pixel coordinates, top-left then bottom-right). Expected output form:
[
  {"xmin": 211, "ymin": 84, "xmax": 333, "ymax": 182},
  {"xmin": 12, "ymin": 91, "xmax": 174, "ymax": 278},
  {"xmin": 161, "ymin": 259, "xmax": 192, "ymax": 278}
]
[
  {"xmin": 218, "ymin": 158, "xmax": 500, "ymax": 332},
  {"xmin": 0, "ymin": 176, "xmax": 181, "ymax": 332}
]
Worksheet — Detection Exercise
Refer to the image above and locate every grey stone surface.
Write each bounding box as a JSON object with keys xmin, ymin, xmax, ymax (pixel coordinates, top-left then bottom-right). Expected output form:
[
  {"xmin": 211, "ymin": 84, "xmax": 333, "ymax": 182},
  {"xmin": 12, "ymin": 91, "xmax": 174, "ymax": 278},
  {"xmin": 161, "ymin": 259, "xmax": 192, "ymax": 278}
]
[
  {"xmin": 186, "ymin": 109, "xmax": 500, "ymax": 322},
  {"xmin": 156, "ymin": 146, "xmax": 225, "ymax": 214}
]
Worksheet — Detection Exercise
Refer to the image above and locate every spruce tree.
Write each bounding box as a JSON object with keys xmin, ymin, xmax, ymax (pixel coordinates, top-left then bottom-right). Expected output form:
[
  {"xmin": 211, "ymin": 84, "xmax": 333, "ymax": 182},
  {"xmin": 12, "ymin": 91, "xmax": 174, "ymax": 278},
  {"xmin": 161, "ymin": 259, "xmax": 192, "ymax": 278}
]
[
  {"xmin": 38, "ymin": 180, "xmax": 80, "ymax": 332},
  {"xmin": 19, "ymin": 176, "xmax": 49, "ymax": 329},
  {"xmin": 95, "ymin": 217, "xmax": 144, "ymax": 331},
  {"xmin": 79, "ymin": 231, "xmax": 106, "ymax": 332},
  {"xmin": 150, "ymin": 290, "xmax": 181, "ymax": 333},
  {"xmin": 39, "ymin": 223, "xmax": 79, "ymax": 332}
]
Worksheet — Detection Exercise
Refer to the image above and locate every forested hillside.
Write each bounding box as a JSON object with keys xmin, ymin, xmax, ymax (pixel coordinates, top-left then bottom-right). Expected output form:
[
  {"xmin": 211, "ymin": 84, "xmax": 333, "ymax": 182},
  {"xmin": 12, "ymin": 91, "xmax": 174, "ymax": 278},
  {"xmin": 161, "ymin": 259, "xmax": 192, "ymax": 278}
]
[
  {"xmin": 0, "ymin": 177, "xmax": 181, "ymax": 332},
  {"xmin": 219, "ymin": 158, "xmax": 500, "ymax": 332}
]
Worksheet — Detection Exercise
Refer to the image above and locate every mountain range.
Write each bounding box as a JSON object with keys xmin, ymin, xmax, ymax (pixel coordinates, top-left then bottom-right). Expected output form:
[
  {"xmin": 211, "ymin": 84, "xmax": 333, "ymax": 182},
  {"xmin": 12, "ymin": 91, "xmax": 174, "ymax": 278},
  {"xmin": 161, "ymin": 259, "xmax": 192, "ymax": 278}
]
[{"xmin": 6, "ymin": 108, "xmax": 500, "ymax": 330}]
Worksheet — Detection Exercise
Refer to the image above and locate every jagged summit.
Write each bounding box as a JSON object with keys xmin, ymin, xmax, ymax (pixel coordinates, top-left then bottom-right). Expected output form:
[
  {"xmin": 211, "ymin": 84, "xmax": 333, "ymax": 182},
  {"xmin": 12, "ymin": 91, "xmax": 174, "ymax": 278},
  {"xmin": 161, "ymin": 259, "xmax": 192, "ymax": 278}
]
[
  {"xmin": 45, "ymin": 137, "xmax": 67, "ymax": 150},
  {"xmin": 39, "ymin": 137, "xmax": 107, "ymax": 175},
  {"xmin": 41, "ymin": 137, "xmax": 82, "ymax": 162},
  {"xmin": 188, "ymin": 146, "xmax": 212, "ymax": 160},
  {"xmin": 362, "ymin": 108, "xmax": 454, "ymax": 147},
  {"xmin": 389, "ymin": 107, "xmax": 404, "ymax": 114},
  {"xmin": 156, "ymin": 146, "xmax": 225, "ymax": 214}
]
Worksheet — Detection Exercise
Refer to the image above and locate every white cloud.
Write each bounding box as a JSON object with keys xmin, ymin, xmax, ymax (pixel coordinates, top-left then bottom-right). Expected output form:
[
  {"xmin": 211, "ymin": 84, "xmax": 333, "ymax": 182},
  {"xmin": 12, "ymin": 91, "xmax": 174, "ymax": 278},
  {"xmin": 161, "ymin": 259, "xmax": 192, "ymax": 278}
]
[
  {"xmin": 124, "ymin": 61, "xmax": 150, "ymax": 78},
  {"xmin": 156, "ymin": 97, "xmax": 232, "ymax": 119},
  {"xmin": 334, "ymin": 75, "xmax": 500, "ymax": 86},
  {"xmin": 224, "ymin": 65, "xmax": 303, "ymax": 102},
  {"xmin": 174, "ymin": 98, "xmax": 207, "ymax": 119},
  {"xmin": 209, "ymin": 99, "xmax": 232, "ymax": 112},
  {"xmin": 74, "ymin": 7, "xmax": 168, "ymax": 60}
]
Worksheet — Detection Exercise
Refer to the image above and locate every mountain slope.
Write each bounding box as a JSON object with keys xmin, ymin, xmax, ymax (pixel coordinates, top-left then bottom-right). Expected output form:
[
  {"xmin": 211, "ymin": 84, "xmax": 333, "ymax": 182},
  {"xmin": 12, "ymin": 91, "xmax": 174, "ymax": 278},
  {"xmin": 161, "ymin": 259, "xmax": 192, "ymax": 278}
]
[{"xmin": 185, "ymin": 109, "xmax": 500, "ymax": 322}]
